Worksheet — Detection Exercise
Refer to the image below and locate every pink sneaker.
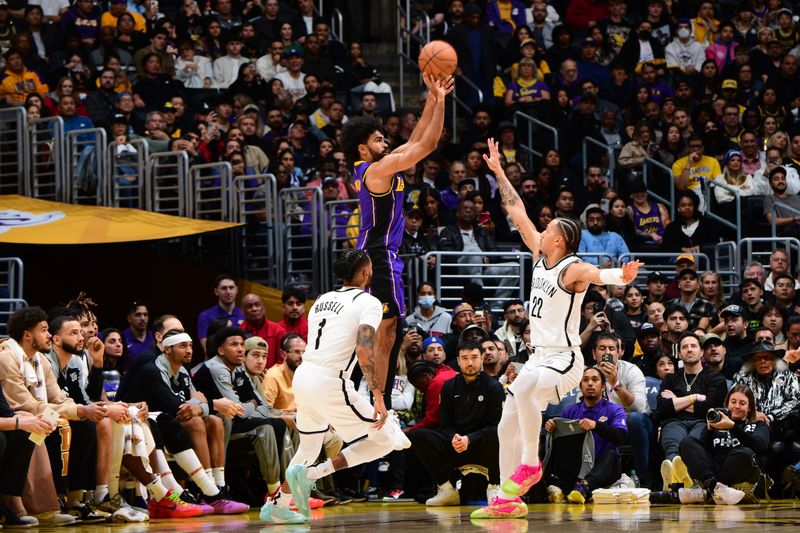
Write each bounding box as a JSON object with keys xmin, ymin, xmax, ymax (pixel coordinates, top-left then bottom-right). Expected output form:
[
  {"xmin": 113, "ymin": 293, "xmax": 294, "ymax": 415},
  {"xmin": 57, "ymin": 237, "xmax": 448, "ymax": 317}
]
[
  {"xmin": 500, "ymin": 463, "xmax": 543, "ymax": 497},
  {"xmin": 203, "ymin": 498, "xmax": 250, "ymax": 515},
  {"xmin": 470, "ymin": 496, "xmax": 528, "ymax": 519}
]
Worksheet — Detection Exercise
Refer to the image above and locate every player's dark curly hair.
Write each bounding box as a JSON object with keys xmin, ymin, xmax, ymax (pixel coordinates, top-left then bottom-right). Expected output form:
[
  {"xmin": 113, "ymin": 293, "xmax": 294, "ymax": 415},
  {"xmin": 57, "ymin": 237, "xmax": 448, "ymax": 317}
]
[
  {"xmin": 341, "ymin": 116, "xmax": 383, "ymax": 165},
  {"xmin": 7, "ymin": 306, "xmax": 48, "ymax": 342},
  {"xmin": 333, "ymin": 249, "xmax": 371, "ymax": 282}
]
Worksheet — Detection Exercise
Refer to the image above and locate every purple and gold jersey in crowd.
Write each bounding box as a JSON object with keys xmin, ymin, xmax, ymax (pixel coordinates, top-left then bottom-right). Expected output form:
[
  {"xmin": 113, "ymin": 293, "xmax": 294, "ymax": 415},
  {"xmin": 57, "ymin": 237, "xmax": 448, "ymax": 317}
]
[{"xmin": 353, "ymin": 161, "xmax": 405, "ymax": 254}]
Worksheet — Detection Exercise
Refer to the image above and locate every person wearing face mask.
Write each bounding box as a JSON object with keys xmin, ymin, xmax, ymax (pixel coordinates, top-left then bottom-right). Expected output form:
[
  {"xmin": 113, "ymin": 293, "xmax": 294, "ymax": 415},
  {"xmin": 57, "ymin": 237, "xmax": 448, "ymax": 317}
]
[
  {"xmin": 619, "ymin": 20, "xmax": 666, "ymax": 74},
  {"xmin": 405, "ymin": 282, "xmax": 452, "ymax": 338},
  {"xmin": 666, "ymin": 19, "xmax": 706, "ymax": 75}
]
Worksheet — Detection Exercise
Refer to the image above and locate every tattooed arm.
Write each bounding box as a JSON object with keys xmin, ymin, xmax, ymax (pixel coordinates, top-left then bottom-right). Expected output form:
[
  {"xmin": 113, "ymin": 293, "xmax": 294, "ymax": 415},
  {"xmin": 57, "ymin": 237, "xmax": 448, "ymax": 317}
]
[
  {"xmin": 356, "ymin": 324, "xmax": 389, "ymax": 429},
  {"xmin": 483, "ymin": 137, "xmax": 541, "ymax": 256}
]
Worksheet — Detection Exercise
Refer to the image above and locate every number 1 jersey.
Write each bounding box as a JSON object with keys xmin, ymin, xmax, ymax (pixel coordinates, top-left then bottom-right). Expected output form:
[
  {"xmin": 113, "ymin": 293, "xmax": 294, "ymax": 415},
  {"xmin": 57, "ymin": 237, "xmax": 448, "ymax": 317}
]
[
  {"xmin": 528, "ymin": 254, "xmax": 586, "ymax": 348},
  {"xmin": 303, "ymin": 287, "xmax": 383, "ymax": 373}
]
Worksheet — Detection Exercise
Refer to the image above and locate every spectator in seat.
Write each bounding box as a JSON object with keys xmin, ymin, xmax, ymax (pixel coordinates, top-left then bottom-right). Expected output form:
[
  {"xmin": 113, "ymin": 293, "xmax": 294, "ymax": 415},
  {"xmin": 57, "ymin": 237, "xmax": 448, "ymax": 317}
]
[
  {"xmin": 407, "ymin": 340, "xmax": 503, "ymax": 507},
  {"xmin": 60, "ymin": 0, "xmax": 100, "ymax": 46},
  {"xmin": 658, "ymin": 332, "xmax": 728, "ymax": 490},
  {"xmin": 405, "ymin": 282, "xmax": 453, "ymax": 338},
  {"xmin": 132, "ymin": 53, "xmax": 184, "ymax": 110},
  {"xmin": 764, "ymin": 166, "xmax": 800, "ymax": 239},
  {"xmin": 0, "ymin": 48, "xmax": 48, "ymax": 105},
  {"xmin": 721, "ymin": 304, "xmax": 753, "ymax": 362},
  {"xmin": 192, "ymin": 329, "xmax": 285, "ymax": 499},
  {"xmin": 406, "ymin": 346, "xmax": 458, "ymax": 432},
  {"xmin": 659, "ymin": 306, "xmax": 689, "ymax": 358},
  {"xmin": 175, "ymin": 40, "xmax": 215, "ymax": 88},
  {"xmin": 439, "ymin": 161, "xmax": 467, "ymax": 211},
  {"xmin": 771, "ymin": 273, "xmax": 798, "ymax": 317},
  {"xmin": 277, "ymin": 288, "xmax": 308, "ymax": 342},
  {"xmin": 701, "ymin": 333, "xmax": 742, "ymax": 380},
  {"xmin": 133, "ymin": 28, "xmax": 174, "ymax": 76},
  {"xmin": 666, "ymin": 18, "xmax": 705, "ymax": 75},
  {"xmin": 197, "ymin": 274, "xmax": 245, "ymax": 352},
  {"xmin": 739, "ymin": 279, "xmax": 767, "ymax": 335},
  {"xmin": 578, "ymin": 205, "xmax": 629, "ymax": 267},
  {"xmin": 633, "ymin": 322, "xmax": 665, "ymax": 377},
  {"xmin": 667, "ymin": 268, "xmax": 715, "ymax": 330},
  {"xmin": 212, "ymin": 34, "xmax": 249, "ymax": 90},
  {"xmin": 275, "ymin": 45, "xmax": 307, "ymax": 104},
  {"xmin": 122, "ymin": 300, "xmax": 155, "ymax": 360},
  {"xmin": 86, "ymin": 68, "xmax": 119, "ymax": 129},
  {"xmin": 764, "ymin": 249, "xmax": 799, "ymax": 292},
  {"xmin": 240, "ymin": 293, "xmax": 286, "ymax": 370},
  {"xmin": 493, "ymin": 300, "xmax": 526, "ymax": 358},
  {"xmin": 263, "ymin": 333, "xmax": 303, "ymax": 413},
  {"xmin": 627, "ymin": 180, "xmax": 671, "ymax": 245},
  {"xmin": 481, "ymin": 337, "xmax": 509, "ymax": 380},
  {"xmin": 646, "ymin": 271, "xmax": 669, "ymax": 304},
  {"xmin": 661, "ymin": 190, "xmax": 719, "ymax": 254},
  {"xmin": 594, "ymin": 332, "xmax": 648, "ymax": 414},
  {"xmin": 543, "ymin": 367, "xmax": 628, "ymax": 504},
  {"xmin": 446, "ymin": 2, "xmax": 496, "ymax": 108},
  {"xmin": 713, "ymin": 149, "xmax": 756, "ymax": 205},
  {"xmin": 672, "ymin": 136, "xmax": 720, "ymax": 214},
  {"xmin": 672, "ymin": 384, "xmax": 767, "ymax": 505},
  {"xmin": 619, "ymin": 20, "xmax": 665, "ymax": 74}
]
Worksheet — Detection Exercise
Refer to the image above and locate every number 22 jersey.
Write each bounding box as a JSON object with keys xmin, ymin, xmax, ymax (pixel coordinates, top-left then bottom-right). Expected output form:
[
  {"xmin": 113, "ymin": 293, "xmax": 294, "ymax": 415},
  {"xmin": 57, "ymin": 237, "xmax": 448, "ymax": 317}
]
[
  {"xmin": 303, "ymin": 287, "xmax": 383, "ymax": 373},
  {"xmin": 528, "ymin": 254, "xmax": 586, "ymax": 348}
]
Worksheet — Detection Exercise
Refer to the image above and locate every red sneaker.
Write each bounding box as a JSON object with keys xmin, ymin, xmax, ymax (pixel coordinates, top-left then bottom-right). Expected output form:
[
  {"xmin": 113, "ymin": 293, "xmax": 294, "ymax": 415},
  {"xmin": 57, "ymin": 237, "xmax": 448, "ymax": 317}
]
[
  {"xmin": 290, "ymin": 497, "xmax": 325, "ymax": 511},
  {"xmin": 148, "ymin": 491, "xmax": 205, "ymax": 519}
]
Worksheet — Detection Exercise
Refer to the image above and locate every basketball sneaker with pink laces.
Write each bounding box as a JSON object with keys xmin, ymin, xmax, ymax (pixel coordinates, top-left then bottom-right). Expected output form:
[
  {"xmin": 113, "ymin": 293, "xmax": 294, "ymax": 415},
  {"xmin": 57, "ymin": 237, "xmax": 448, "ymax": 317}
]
[
  {"xmin": 500, "ymin": 463, "xmax": 543, "ymax": 497},
  {"xmin": 470, "ymin": 496, "xmax": 528, "ymax": 519}
]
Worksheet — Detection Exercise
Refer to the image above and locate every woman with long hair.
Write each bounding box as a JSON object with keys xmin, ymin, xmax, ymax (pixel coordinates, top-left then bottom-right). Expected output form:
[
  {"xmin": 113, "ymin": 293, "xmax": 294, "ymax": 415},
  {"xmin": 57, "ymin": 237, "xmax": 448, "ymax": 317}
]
[
  {"xmin": 757, "ymin": 86, "xmax": 788, "ymax": 130},
  {"xmin": 43, "ymin": 76, "xmax": 89, "ymax": 116},
  {"xmin": 619, "ymin": 121, "xmax": 655, "ymax": 170},
  {"xmin": 531, "ymin": 203, "xmax": 555, "ymax": 233},
  {"xmin": 605, "ymin": 195, "xmax": 638, "ymax": 243},
  {"xmin": 697, "ymin": 58, "xmax": 721, "ymax": 99},
  {"xmin": 102, "ymin": 327, "xmax": 130, "ymax": 372},
  {"xmin": 655, "ymin": 124, "xmax": 688, "ymax": 168},
  {"xmin": 623, "ymin": 285, "xmax": 648, "ymax": 330},
  {"xmin": 713, "ymin": 149, "xmax": 756, "ymax": 205},
  {"xmin": 627, "ymin": 181, "xmax": 671, "ymax": 244},
  {"xmin": 201, "ymin": 18, "xmax": 224, "ymax": 60},
  {"xmin": 228, "ymin": 62, "xmax": 267, "ymax": 103},
  {"xmin": 504, "ymin": 58, "xmax": 550, "ymax": 109}
]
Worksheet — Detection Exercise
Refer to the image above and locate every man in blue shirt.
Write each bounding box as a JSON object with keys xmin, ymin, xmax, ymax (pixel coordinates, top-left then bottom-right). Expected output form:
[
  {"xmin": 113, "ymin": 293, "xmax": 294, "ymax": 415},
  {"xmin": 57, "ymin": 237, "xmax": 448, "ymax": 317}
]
[
  {"xmin": 543, "ymin": 367, "xmax": 628, "ymax": 504},
  {"xmin": 59, "ymin": 95, "xmax": 94, "ymax": 139},
  {"xmin": 122, "ymin": 300, "xmax": 155, "ymax": 360},
  {"xmin": 578, "ymin": 205, "xmax": 629, "ymax": 266},
  {"xmin": 197, "ymin": 274, "xmax": 245, "ymax": 352}
]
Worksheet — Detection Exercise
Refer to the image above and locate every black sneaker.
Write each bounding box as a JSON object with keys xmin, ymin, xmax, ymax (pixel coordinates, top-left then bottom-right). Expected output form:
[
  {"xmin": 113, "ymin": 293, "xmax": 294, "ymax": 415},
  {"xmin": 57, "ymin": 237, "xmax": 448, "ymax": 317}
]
[
  {"xmin": 310, "ymin": 489, "xmax": 337, "ymax": 506},
  {"xmin": 65, "ymin": 503, "xmax": 109, "ymax": 523},
  {"xmin": 179, "ymin": 490, "xmax": 201, "ymax": 505},
  {"xmin": 329, "ymin": 489, "xmax": 353, "ymax": 505},
  {"xmin": 340, "ymin": 487, "xmax": 367, "ymax": 502}
]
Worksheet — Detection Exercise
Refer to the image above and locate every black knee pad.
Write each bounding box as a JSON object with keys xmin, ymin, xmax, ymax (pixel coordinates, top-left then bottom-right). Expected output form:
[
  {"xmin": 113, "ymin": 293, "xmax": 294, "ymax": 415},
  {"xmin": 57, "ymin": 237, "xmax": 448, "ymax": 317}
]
[
  {"xmin": 147, "ymin": 418, "xmax": 165, "ymax": 449},
  {"xmin": 156, "ymin": 413, "xmax": 194, "ymax": 454}
]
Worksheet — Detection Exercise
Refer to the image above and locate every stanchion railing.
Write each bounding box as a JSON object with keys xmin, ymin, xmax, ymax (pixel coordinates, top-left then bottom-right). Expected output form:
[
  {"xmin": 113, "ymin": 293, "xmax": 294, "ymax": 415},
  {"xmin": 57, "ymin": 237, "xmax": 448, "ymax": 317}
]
[
  {"xmin": 643, "ymin": 157, "xmax": 675, "ymax": 219},
  {"xmin": 706, "ymin": 181, "xmax": 742, "ymax": 243},
  {"xmin": 232, "ymin": 174, "xmax": 279, "ymax": 286},
  {"xmin": 28, "ymin": 116, "xmax": 64, "ymax": 201},
  {"xmin": 107, "ymin": 139, "xmax": 148, "ymax": 209},
  {"xmin": 278, "ymin": 186, "xmax": 323, "ymax": 295},
  {"xmin": 188, "ymin": 162, "xmax": 232, "ymax": 221},
  {"xmin": 0, "ymin": 107, "xmax": 28, "ymax": 196},
  {"xmin": 148, "ymin": 151, "xmax": 189, "ymax": 216},
  {"xmin": 66, "ymin": 128, "xmax": 107, "ymax": 205},
  {"xmin": 0, "ymin": 257, "xmax": 23, "ymax": 299},
  {"xmin": 514, "ymin": 111, "xmax": 558, "ymax": 162}
]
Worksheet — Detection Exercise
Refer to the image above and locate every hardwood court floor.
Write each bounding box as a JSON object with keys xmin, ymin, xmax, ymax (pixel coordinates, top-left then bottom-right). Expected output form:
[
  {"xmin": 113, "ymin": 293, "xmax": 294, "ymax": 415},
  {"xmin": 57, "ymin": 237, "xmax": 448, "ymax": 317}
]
[{"xmin": 33, "ymin": 501, "xmax": 800, "ymax": 533}]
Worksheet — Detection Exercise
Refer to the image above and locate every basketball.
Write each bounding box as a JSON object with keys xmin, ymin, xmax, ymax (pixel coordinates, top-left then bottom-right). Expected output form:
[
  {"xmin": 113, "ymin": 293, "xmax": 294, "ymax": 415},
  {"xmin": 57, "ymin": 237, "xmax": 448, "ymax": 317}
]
[{"xmin": 418, "ymin": 40, "xmax": 458, "ymax": 79}]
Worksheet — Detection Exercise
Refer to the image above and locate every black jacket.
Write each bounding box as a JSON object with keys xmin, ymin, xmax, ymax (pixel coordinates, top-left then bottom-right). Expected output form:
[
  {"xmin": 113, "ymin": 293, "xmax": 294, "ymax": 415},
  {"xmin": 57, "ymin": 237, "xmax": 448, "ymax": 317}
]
[
  {"xmin": 438, "ymin": 372, "xmax": 504, "ymax": 445},
  {"xmin": 446, "ymin": 22, "xmax": 497, "ymax": 83},
  {"xmin": 702, "ymin": 419, "xmax": 770, "ymax": 459},
  {"xmin": 85, "ymin": 88, "xmax": 118, "ymax": 129},
  {"xmin": 657, "ymin": 367, "xmax": 728, "ymax": 424},
  {"xmin": 438, "ymin": 223, "xmax": 498, "ymax": 257},
  {"xmin": 618, "ymin": 36, "xmax": 665, "ymax": 72}
]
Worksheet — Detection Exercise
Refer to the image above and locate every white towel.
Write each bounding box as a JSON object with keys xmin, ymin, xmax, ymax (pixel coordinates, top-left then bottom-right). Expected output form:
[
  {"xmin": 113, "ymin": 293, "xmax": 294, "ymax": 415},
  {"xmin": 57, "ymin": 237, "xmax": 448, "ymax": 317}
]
[
  {"xmin": 7, "ymin": 338, "xmax": 47, "ymax": 403},
  {"xmin": 592, "ymin": 487, "xmax": 651, "ymax": 504}
]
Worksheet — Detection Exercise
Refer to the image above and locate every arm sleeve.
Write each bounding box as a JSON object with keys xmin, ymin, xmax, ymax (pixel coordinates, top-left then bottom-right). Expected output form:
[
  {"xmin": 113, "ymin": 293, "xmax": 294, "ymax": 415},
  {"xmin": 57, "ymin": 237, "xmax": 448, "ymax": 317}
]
[
  {"xmin": 357, "ymin": 296, "xmax": 384, "ymax": 331},
  {"xmin": 262, "ymin": 372, "xmax": 279, "ymax": 406},
  {"xmin": 593, "ymin": 403, "xmax": 628, "ymax": 445},
  {"xmin": 197, "ymin": 310, "xmax": 210, "ymax": 341},
  {"xmin": 211, "ymin": 369, "xmax": 255, "ymax": 418},
  {"xmin": 626, "ymin": 365, "xmax": 648, "ymax": 414},
  {"xmin": 734, "ymin": 421, "xmax": 770, "ymax": 454},
  {"xmin": 86, "ymin": 366, "xmax": 104, "ymax": 402},
  {"xmin": 411, "ymin": 376, "xmax": 445, "ymax": 430},
  {"xmin": 466, "ymin": 382, "xmax": 505, "ymax": 445},
  {"xmin": 693, "ymin": 372, "xmax": 727, "ymax": 415},
  {"xmin": 656, "ymin": 374, "xmax": 678, "ymax": 419},
  {"xmin": 138, "ymin": 365, "xmax": 183, "ymax": 416}
]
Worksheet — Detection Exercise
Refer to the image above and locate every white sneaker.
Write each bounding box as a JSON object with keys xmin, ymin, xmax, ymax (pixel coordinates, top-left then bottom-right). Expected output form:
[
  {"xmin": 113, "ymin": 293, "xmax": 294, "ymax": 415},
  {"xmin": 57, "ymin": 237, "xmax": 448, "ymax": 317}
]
[
  {"xmin": 111, "ymin": 505, "xmax": 149, "ymax": 523},
  {"xmin": 672, "ymin": 456, "xmax": 694, "ymax": 488},
  {"xmin": 712, "ymin": 482, "xmax": 745, "ymax": 505},
  {"xmin": 425, "ymin": 482, "xmax": 460, "ymax": 506},
  {"xmin": 486, "ymin": 484, "xmax": 500, "ymax": 502},
  {"xmin": 34, "ymin": 511, "xmax": 77, "ymax": 527},
  {"xmin": 677, "ymin": 487, "xmax": 706, "ymax": 504},
  {"xmin": 547, "ymin": 485, "xmax": 565, "ymax": 503},
  {"xmin": 660, "ymin": 459, "xmax": 675, "ymax": 491},
  {"xmin": 386, "ymin": 411, "xmax": 411, "ymax": 450}
]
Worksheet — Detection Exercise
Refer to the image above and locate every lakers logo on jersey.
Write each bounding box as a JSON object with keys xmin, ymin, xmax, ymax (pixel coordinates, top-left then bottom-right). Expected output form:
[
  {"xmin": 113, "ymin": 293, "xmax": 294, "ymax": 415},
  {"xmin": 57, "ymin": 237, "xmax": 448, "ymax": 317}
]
[
  {"xmin": 354, "ymin": 180, "xmax": 362, "ymax": 192},
  {"xmin": 382, "ymin": 302, "xmax": 389, "ymax": 314},
  {"xmin": 395, "ymin": 179, "xmax": 404, "ymax": 192}
]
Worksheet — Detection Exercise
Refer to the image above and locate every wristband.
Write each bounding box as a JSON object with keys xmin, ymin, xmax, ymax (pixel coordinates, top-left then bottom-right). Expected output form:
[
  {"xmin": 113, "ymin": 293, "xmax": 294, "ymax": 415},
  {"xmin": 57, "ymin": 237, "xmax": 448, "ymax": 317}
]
[
  {"xmin": 15, "ymin": 416, "xmax": 19, "ymax": 430},
  {"xmin": 598, "ymin": 268, "xmax": 625, "ymax": 286},
  {"xmin": 690, "ymin": 394, "xmax": 696, "ymax": 404}
]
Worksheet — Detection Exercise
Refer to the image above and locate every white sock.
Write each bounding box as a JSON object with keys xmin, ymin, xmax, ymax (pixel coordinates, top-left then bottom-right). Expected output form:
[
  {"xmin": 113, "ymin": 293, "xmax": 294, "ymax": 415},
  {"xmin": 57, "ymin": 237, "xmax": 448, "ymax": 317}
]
[
  {"xmin": 212, "ymin": 467, "xmax": 225, "ymax": 487},
  {"xmin": 306, "ymin": 459, "xmax": 334, "ymax": 481},
  {"xmin": 153, "ymin": 450, "xmax": 182, "ymax": 494},
  {"xmin": 274, "ymin": 489, "xmax": 291, "ymax": 508},
  {"xmin": 173, "ymin": 449, "xmax": 219, "ymax": 497},
  {"xmin": 160, "ymin": 472, "xmax": 182, "ymax": 494},
  {"xmin": 146, "ymin": 477, "xmax": 169, "ymax": 502},
  {"xmin": 94, "ymin": 485, "xmax": 109, "ymax": 505}
]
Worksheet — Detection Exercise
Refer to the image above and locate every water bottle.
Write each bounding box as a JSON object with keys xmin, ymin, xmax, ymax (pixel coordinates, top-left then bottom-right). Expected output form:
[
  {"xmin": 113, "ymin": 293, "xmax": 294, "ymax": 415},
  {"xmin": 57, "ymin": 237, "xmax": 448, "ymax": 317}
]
[
  {"xmin": 629, "ymin": 470, "xmax": 640, "ymax": 488},
  {"xmin": 103, "ymin": 370, "xmax": 121, "ymax": 401}
]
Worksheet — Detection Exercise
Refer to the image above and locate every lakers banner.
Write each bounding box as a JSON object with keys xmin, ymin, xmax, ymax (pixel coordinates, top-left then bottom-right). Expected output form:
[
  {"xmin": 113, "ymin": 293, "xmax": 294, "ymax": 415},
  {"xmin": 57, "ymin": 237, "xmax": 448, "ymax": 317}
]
[{"xmin": 0, "ymin": 195, "xmax": 240, "ymax": 244}]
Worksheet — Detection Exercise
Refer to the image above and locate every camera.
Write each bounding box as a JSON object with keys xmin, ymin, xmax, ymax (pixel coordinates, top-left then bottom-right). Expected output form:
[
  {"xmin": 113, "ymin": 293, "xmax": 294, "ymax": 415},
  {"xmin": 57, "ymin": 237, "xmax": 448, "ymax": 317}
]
[{"xmin": 706, "ymin": 408, "xmax": 730, "ymax": 424}]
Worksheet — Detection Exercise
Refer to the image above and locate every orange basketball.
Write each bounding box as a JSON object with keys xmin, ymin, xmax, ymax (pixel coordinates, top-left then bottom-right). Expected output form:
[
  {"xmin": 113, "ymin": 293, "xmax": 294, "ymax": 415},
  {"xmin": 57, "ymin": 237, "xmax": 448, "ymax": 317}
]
[{"xmin": 418, "ymin": 40, "xmax": 458, "ymax": 79}]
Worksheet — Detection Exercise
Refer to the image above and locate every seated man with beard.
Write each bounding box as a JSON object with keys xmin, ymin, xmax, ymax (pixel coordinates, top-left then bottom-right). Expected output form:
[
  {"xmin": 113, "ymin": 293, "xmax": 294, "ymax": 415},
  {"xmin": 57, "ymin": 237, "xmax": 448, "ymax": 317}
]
[{"xmin": 578, "ymin": 206, "xmax": 630, "ymax": 266}]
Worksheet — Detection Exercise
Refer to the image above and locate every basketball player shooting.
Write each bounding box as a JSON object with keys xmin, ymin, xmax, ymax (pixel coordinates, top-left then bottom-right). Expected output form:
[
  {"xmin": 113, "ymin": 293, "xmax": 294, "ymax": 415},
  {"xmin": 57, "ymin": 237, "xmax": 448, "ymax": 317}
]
[
  {"xmin": 260, "ymin": 250, "xmax": 410, "ymax": 524},
  {"xmin": 472, "ymin": 139, "xmax": 641, "ymax": 519},
  {"xmin": 341, "ymin": 74, "xmax": 454, "ymax": 408}
]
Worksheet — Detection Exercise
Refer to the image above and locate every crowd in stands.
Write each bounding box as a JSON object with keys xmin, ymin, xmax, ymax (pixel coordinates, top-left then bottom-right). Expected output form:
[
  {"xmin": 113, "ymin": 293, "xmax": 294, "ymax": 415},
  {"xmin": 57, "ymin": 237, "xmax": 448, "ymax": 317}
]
[{"xmin": 6, "ymin": 0, "xmax": 800, "ymax": 522}]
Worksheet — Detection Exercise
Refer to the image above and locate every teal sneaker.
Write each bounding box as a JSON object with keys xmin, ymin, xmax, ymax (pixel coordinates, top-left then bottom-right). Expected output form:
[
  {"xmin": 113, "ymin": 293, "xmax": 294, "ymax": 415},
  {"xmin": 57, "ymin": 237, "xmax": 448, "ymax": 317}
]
[
  {"xmin": 286, "ymin": 464, "xmax": 316, "ymax": 518},
  {"xmin": 259, "ymin": 499, "xmax": 308, "ymax": 524}
]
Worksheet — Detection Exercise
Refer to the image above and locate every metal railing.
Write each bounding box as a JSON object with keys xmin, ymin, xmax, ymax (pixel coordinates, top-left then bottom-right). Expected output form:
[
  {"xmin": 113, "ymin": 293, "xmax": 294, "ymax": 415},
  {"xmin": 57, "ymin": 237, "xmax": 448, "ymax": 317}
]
[
  {"xmin": 738, "ymin": 237, "xmax": 800, "ymax": 276},
  {"xmin": 714, "ymin": 241, "xmax": 740, "ymax": 299},
  {"xmin": 107, "ymin": 139, "xmax": 148, "ymax": 209},
  {"xmin": 451, "ymin": 74, "xmax": 483, "ymax": 143},
  {"xmin": 396, "ymin": 0, "xmax": 424, "ymax": 110},
  {"xmin": 423, "ymin": 251, "xmax": 528, "ymax": 315},
  {"xmin": 321, "ymin": 199, "xmax": 359, "ymax": 291},
  {"xmin": 331, "ymin": 8, "xmax": 344, "ymax": 43},
  {"xmin": 278, "ymin": 187, "xmax": 323, "ymax": 295},
  {"xmin": 28, "ymin": 116, "xmax": 64, "ymax": 201},
  {"xmin": 582, "ymin": 136, "xmax": 616, "ymax": 188},
  {"xmin": 0, "ymin": 258, "xmax": 23, "ymax": 299},
  {"xmin": 577, "ymin": 253, "xmax": 618, "ymax": 268},
  {"xmin": 706, "ymin": 181, "xmax": 742, "ymax": 242},
  {"xmin": 66, "ymin": 128, "xmax": 107, "ymax": 205},
  {"xmin": 617, "ymin": 252, "xmax": 711, "ymax": 288},
  {"xmin": 148, "ymin": 151, "xmax": 189, "ymax": 216},
  {"xmin": 232, "ymin": 174, "xmax": 279, "ymax": 286},
  {"xmin": 770, "ymin": 203, "xmax": 800, "ymax": 238},
  {"xmin": 643, "ymin": 157, "xmax": 675, "ymax": 219},
  {"xmin": 0, "ymin": 107, "xmax": 28, "ymax": 196},
  {"xmin": 188, "ymin": 162, "xmax": 232, "ymax": 221},
  {"xmin": 514, "ymin": 111, "xmax": 558, "ymax": 162},
  {"xmin": 0, "ymin": 298, "xmax": 27, "ymax": 336}
]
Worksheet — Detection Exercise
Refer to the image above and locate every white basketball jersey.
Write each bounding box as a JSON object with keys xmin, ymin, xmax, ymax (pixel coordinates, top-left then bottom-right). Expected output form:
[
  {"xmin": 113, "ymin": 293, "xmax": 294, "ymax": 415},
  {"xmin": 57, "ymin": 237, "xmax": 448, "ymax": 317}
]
[
  {"xmin": 303, "ymin": 287, "xmax": 383, "ymax": 373},
  {"xmin": 528, "ymin": 254, "xmax": 586, "ymax": 348}
]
